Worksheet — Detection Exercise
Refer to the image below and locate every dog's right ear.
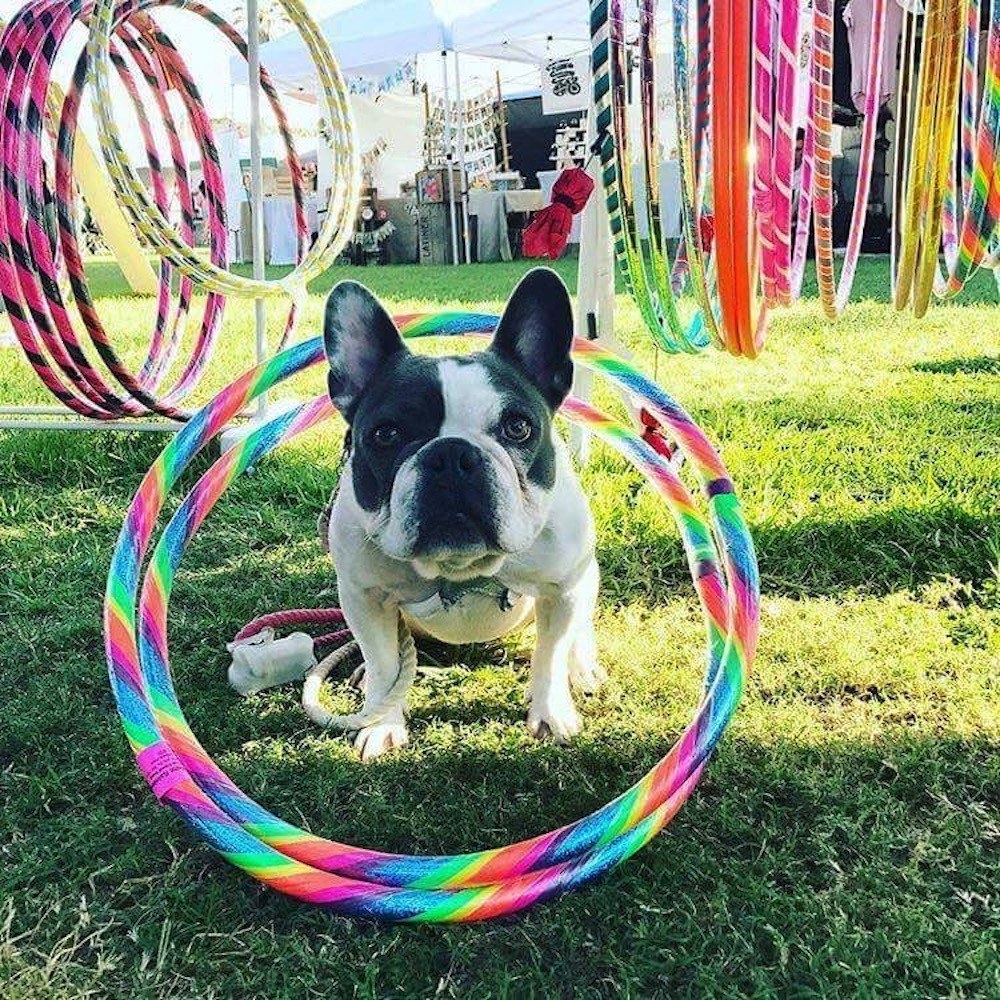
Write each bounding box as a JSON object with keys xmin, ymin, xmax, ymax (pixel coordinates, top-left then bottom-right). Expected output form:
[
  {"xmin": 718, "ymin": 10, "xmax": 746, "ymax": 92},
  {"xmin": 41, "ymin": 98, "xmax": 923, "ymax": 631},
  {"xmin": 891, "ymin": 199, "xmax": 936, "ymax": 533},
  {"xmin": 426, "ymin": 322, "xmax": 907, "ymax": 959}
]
[{"xmin": 323, "ymin": 281, "xmax": 406, "ymax": 421}]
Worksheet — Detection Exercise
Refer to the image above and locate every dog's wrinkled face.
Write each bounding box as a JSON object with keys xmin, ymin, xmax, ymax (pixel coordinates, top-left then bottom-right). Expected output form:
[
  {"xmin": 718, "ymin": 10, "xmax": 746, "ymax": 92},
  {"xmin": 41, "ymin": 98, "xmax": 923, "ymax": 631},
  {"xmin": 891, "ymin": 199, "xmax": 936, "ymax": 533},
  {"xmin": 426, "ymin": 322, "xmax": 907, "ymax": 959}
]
[{"xmin": 324, "ymin": 269, "xmax": 575, "ymax": 581}]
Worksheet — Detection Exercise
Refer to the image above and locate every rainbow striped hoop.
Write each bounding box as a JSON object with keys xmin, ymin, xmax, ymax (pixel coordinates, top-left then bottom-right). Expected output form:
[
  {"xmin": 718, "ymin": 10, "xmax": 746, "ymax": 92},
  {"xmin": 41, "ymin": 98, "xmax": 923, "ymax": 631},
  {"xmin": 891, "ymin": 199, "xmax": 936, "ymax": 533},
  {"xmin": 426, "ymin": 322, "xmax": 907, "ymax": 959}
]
[{"xmin": 104, "ymin": 315, "xmax": 760, "ymax": 922}]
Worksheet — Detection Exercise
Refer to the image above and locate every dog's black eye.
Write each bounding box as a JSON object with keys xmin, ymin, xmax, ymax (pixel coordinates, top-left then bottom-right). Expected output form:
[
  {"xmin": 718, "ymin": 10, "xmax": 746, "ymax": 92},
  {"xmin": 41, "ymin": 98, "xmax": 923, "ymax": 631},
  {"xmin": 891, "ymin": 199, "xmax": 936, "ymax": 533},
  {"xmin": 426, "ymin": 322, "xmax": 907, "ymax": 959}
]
[
  {"xmin": 501, "ymin": 413, "xmax": 533, "ymax": 444},
  {"xmin": 371, "ymin": 423, "xmax": 401, "ymax": 448}
]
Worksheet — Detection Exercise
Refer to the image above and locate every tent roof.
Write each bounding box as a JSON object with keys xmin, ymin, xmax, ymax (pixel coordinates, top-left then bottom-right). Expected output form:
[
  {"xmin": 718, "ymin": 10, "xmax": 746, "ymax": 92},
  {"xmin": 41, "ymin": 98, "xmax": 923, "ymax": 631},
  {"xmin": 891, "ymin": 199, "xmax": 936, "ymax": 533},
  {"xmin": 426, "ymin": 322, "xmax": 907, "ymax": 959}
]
[
  {"xmin": 450, "ymin": 0, "xmax": 587, "ymax": 54},
  {"xmin": 240, "ymin": 0, "xmax": 590, "ymax": 93}
]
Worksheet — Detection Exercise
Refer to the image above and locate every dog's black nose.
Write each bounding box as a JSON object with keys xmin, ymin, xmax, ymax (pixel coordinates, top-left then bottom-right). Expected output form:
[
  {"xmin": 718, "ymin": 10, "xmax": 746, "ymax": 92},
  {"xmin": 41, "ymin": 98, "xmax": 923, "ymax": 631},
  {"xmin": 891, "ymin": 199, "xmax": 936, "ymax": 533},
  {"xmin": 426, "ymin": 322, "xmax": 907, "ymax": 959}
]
[
  {"xmin": 414, "ymin": 438, "xmax": 499, "ymax": 556},
  {"xmin": 423, "ymin": 438, "xmax": 484, "ymax": 478}
]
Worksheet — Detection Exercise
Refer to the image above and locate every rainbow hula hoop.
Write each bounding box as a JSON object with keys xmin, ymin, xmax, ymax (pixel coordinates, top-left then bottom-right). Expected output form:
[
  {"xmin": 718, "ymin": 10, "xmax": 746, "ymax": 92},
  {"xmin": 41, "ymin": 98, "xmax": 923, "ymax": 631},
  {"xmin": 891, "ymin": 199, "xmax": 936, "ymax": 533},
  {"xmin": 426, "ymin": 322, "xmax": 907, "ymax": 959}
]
[
  {"xmin": 937, "ymin": 0, "xmax": 1000, "ymax": 296},
  {"xmin": 105, "ymin": 315, "xmax": 759, "ymax": 922}
]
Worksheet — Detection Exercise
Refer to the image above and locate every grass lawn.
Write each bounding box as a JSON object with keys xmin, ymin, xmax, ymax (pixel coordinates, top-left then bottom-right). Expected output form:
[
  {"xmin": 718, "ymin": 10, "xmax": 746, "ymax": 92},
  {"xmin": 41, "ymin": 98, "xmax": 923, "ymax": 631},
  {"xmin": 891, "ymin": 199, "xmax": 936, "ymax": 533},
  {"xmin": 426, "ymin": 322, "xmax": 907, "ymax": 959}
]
[{"xmin": 1, "ymin": 256, "xmax": 998, "ymax": 997}]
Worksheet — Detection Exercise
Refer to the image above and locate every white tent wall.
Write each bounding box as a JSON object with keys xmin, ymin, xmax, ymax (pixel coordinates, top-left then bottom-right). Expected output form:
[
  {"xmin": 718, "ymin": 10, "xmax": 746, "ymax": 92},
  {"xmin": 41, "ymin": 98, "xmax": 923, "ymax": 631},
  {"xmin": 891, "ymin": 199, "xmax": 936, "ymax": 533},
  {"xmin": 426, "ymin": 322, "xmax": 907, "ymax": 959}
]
[
  {"xmin": 449, "ymin": 0, "xmax": 590, "ymax": 55},
  {"xmin": 351, "ymin": 91, "xmax": 427, "ymax": 197}
]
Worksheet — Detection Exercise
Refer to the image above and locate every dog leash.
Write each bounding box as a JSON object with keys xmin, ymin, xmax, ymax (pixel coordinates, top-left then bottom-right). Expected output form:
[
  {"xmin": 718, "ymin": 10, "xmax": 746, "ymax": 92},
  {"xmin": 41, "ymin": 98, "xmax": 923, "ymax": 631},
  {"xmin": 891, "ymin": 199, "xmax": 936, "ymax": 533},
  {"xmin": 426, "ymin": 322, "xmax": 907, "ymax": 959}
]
[{"xmin": 301, "ymin": 619, "xmax": 417, "ymax": 733}]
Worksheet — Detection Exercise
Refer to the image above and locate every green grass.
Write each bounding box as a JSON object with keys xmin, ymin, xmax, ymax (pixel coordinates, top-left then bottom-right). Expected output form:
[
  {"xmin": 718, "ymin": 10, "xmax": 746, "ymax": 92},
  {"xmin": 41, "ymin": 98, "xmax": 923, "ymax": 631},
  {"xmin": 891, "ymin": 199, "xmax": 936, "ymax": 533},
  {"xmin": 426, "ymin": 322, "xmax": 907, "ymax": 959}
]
[{"xmin": 1, "ymin": 257, "xmax": 998, "ymax": 997}]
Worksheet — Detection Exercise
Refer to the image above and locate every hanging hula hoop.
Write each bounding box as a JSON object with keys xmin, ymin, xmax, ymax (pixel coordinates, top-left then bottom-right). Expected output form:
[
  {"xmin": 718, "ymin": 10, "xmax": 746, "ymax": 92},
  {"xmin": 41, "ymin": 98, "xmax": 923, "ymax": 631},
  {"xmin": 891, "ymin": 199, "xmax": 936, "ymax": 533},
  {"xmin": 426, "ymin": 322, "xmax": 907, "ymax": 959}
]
[
  {"xmin": 936, "ymin": 0, "xmax": 1000, "ymax": 297},
  {"xmin": 711, "ymin": 0, "xmax": 763, "ymax": 357},
  {"xmin": 669, "ymin": 0, "xmax": 723, "ymax": 348},
  {"xmin": 792, "ymin": 0, "xmax": 888, "ymax": 319},
  {"xmin": 752, "ymin": 0, "xmax": 802, "ymax": 309},
  {"xmin": 894, "ymin": 0, "xmax": 968, "ymax": 317},
  {"xmin": 0, "ymin": 0, "xmax": 358, "ymax": 419},
  {"xmin": 105, "ymin": 315, "xmax": 759, "ymax": 922},
  {"xmin": 88, "ymin": 0, "xmax": 358, "ymax": 301},
  {"xmin": 590, "ymin": 0, "xmax": 709, "ymax": 354}
]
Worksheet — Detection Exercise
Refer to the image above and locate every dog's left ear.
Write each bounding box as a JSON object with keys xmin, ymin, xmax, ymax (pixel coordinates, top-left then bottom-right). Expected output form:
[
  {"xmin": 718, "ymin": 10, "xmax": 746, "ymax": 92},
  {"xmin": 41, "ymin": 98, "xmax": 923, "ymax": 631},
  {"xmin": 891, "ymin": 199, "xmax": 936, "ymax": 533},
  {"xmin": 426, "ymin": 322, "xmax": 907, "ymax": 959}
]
[
  {"xmin": 490, "ymin": 268, "xmax": 575, "ymax": 410},
  {"xmin": 323, "ymin": 281, "xmax": 406, "ymax": 421}
]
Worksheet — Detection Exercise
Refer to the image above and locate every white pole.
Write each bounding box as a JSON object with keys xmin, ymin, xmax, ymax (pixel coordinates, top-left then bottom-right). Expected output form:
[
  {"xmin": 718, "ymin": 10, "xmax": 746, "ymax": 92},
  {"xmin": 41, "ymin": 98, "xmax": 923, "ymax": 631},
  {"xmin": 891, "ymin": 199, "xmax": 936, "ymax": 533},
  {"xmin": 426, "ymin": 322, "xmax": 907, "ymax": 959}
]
[
  {"xmin": 441, "ymin": 50, "xmax": 460, "ymax": 266},
  {"xmin": 453, "ymin": 50, "xmax": 472, "ymax": 264},
  {"xmin": 247, "ymin": 0, "xmax": 268, "ymax": 413},
  {"xmin": 571, "ymin": 111, "xmax": 599, "ymax": 460},
  {"xmin": 571, "ymin": 108, "xmax": 619, "ymax": 462}
]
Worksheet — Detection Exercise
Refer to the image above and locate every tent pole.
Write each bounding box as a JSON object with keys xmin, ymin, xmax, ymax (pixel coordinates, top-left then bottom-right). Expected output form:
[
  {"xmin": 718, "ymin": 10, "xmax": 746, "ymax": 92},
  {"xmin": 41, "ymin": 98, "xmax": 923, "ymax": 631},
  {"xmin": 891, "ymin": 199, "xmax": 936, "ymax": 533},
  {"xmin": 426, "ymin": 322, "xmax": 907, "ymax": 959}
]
[
  {"xmin": 496, "ymin": 69, "xmax": 510, "ymax": 171},
  {"xmin": 454, "ymin": 50, "xmax": 472, "ymax": 264},
  {"xmin": 441, "ymin": 50, "xmax": 460, "ymax": 266},
  {"xmin": 247, "ymin": 0, "xmax": 268, "ymax": 413},
  {"xmin": 571, "ymin": 102, "xmax": 619, "ymax": 462}
]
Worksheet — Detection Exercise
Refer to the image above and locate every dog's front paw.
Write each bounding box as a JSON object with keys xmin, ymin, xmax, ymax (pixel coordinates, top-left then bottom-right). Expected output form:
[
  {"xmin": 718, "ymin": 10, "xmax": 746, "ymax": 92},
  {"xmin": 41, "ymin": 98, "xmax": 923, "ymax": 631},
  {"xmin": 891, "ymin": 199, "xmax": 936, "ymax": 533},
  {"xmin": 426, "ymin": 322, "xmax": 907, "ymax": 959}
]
[
  {"xmin": 528, "ymin": 694, "xmax": 582, "ymax": 743},
  {"xmin": 354, "ymin": 713, "xmax": 409, "ymax": 761}
]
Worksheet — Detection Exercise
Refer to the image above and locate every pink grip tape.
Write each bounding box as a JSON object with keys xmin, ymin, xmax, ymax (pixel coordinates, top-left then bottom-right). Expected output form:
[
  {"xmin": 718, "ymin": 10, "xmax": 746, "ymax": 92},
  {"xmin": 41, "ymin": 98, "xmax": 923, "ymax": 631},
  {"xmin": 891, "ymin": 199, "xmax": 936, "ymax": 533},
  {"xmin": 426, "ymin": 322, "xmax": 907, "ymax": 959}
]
[{"xmin": 136, "ymin": 742, "xmax": 187, "ymax": 800}]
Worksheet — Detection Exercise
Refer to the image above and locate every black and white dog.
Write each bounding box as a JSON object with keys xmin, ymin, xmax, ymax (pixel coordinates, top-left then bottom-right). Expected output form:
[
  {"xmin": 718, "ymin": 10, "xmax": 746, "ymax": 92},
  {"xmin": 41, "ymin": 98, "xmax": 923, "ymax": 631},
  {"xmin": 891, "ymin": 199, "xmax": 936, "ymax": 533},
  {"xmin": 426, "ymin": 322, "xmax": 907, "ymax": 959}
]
[{"xmin": 323, "ymin": 268, "xmax": 603, "ymax": 759}]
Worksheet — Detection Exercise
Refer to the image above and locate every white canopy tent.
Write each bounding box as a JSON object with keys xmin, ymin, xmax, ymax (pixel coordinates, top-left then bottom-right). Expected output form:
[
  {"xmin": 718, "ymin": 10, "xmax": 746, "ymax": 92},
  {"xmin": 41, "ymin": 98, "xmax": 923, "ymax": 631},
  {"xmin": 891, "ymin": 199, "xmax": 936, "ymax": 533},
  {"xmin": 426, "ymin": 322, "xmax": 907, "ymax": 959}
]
[
  {"xmin": 242, "ymin": 0, "xmax": 591, "ymax": 88},
  {"xmin": 236, "ymin": 0, "xmax": 593, "ymax": 263}
]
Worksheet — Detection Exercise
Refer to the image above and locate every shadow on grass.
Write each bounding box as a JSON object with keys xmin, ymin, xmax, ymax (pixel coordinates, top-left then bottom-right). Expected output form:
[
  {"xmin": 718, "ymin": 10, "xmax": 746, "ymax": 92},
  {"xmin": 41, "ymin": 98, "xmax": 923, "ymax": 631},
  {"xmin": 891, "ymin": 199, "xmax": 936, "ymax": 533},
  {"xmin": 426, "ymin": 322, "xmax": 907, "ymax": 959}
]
[
  {"xmin": 3, "ymin": 667, "xmax": 996, "ymax": 997},
  {"xmin": 4, "ymin": 619, "xmax": 997, "ymax": 998},
  {"xmin": 591, "ymin": 502, "xmax": 998, "ymax": 604},
  {"xmin": 912, "ymin": 356, "xmax": 1000, "ymax": 376},
  {"xmin": 747, "ymin": 504, "xmax": 997, "ymax": 598},
  {"xmin": 212, "ymin": 729, "xmax": 998, "ymax": 857},
  {"xmin": 3, "ymin": 427, "xmax": 995, "ymax": 615}
]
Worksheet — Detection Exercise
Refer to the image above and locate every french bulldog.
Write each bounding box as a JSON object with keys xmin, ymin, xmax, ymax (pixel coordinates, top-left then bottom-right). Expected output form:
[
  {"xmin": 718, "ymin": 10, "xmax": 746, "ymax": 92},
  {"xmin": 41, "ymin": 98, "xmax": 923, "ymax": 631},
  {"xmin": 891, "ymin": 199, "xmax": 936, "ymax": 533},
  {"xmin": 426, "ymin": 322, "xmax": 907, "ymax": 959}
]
[{"xmin": 323, "ymin": 268, "xmax": 603, "ymax": 760}]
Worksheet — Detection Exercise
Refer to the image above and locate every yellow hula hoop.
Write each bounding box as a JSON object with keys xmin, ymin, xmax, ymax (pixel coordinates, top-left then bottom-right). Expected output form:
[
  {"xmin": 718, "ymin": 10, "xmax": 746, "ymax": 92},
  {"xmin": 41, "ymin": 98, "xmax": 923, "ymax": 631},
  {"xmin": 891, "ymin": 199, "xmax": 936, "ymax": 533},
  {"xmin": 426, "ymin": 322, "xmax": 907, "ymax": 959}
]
[
  {"xmin": 913, "ymin": 0, "xmax": 967, "ymax": 317},
  {"xmin": 895, "ymin": 0, "xmax": 967, "ymax": 316},
  {"xmin": 86, "ymin": 0, "xmax": 360, "ymax": 299}
]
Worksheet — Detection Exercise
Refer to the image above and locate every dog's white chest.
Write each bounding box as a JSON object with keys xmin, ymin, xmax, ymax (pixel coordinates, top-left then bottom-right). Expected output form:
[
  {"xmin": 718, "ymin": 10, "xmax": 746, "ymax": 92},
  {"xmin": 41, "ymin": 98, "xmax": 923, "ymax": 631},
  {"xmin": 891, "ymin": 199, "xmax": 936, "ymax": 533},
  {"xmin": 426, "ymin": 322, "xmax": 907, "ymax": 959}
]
[{"xmin": 401, "ymin": 579, "xmax": 534, "ymax": 645}]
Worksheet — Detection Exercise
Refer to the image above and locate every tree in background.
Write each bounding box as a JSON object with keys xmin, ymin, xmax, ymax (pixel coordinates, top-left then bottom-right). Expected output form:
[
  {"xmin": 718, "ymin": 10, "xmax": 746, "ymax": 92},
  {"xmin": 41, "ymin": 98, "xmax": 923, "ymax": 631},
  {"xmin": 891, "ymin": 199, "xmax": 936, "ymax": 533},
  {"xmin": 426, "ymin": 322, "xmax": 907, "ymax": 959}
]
[{"xmin": 229, "ymin": 0, "xmax": 291, "ymax": 42}]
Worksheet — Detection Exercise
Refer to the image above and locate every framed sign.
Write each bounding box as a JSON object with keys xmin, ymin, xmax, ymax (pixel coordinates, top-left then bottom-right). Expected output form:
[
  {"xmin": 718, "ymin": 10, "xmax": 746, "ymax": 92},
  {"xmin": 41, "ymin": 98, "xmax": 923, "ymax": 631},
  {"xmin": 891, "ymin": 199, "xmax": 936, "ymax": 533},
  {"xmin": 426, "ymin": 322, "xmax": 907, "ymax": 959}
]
[{"xmin": 541, "ymin": 54, "xmax": 590, "ymax": 115}]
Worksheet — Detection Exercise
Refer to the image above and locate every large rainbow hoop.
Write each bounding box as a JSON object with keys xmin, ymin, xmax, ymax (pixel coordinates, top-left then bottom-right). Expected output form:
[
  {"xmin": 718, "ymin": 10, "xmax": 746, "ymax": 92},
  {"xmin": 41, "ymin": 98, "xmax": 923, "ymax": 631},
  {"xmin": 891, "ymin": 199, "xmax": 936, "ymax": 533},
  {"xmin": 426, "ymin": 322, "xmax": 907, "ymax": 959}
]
[{"xmin": 104, "ymin": 315, "xmax": 760, "ymax": 922}]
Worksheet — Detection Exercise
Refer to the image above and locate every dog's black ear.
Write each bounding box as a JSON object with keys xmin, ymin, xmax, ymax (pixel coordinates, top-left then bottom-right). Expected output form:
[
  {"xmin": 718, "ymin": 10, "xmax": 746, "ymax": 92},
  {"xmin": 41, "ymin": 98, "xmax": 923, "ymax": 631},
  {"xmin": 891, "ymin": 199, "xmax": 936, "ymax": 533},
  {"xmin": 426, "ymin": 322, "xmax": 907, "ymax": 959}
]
[
  {"xmin": 489, "ymin": 268, "xmax": 575, "ymax": 410},
  {"xmin": 323, "ymin": 281, "xmax": 406, "ymax": 420}
]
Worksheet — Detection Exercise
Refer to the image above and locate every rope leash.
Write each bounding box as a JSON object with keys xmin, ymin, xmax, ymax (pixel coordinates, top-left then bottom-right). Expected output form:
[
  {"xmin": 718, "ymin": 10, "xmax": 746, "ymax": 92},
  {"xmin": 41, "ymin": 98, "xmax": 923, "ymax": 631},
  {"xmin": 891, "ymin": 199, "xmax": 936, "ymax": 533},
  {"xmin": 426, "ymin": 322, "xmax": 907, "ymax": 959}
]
[{"xmin": 301, "ymin": 619, "xmax": 417, "ymax": 733}]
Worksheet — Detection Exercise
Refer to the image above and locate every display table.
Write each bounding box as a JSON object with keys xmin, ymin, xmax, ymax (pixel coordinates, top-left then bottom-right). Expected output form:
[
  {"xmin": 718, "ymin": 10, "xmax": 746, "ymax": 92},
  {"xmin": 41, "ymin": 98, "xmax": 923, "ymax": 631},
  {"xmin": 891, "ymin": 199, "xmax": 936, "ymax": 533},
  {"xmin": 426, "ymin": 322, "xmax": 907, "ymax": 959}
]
[
  {"xmin": 468, "ymin": 190, "xmax": 513, "ymax": 262},
  {"xmin": 262, "ymin": 196, "xmax": 298, "ymax": 266},
  {"xmin": 237, "ymin": 195, "xmax": 320, "ymax": 266},
  {"xmin": 464, "ymin": 189, "xmax": 547, "ymax": 263},
  {"xmin": 633, "ymin": 160, "xmax": 682, "ymax": 241},
  {"xmin": 503, "ymin": 189, "xmax": 545, "ymax": 214}
]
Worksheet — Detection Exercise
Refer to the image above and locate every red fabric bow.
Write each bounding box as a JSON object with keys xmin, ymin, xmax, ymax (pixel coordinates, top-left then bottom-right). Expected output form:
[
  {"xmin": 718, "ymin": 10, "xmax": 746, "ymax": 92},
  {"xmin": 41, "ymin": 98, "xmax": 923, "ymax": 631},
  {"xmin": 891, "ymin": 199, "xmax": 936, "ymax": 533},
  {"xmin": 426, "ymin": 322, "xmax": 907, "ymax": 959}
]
[
  {"xmin": 699, "ymin": 214, "xmax": 715, "ymax": 253},
  {"xmin": 523, "ymin": 167, "xmax": 595, "ymax": 260},
  {"xmin": 639, "ymin": 408, "xmax": 677, "ymax": 461}
]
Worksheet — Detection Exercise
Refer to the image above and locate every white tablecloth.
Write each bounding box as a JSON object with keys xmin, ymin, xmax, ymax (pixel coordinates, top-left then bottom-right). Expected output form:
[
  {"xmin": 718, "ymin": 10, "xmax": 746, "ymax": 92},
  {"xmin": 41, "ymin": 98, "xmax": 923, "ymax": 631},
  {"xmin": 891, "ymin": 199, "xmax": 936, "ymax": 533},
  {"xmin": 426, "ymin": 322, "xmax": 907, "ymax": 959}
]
[
  {"xmin": 306, "ymin": 195, "xmax": 320, "ymax": 238},
  {"xmin": 503, "ymin": 189, "xmax": 545, "ymax": 214},
  {"xmin": 633, "ymin": 161, "xmax": 682, "ymax": 241},
  {"xmin": 263, "ymin": 196, "xmax": 298, "ymax": 266},
  {"xmin": 236, "ymin": 195, "xmax": 320, "ymax": 264},
  {"xmin": 467, "ymin": 190, "xmax": 513, "ymax": 262}
]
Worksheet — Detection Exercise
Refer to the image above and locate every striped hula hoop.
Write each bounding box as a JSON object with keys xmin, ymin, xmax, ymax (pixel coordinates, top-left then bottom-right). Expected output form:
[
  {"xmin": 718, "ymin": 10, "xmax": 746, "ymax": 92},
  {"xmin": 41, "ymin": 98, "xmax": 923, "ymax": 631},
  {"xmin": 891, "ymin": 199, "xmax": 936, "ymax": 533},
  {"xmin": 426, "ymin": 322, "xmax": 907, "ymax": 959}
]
[
  {"xmin": 0, "ymin": 0, "xmax": 358, "ymax": 419},
  {"xmin": 87, "ymin": 0, "xmax": 358, "ymax": 300},
  {"xmin": 105, "ymin": 313, "xmax": 760, "ymax": 922},
  {"xmin": 591, "ymin": 0, "xmax": 709, "ymax": 354},
  {"xmin": 936, "ymin": 0, "xmax": 1000, "ymax": 296},
  {"xmin": 893, "ymin": 0, "xmax": 968, "ymax": 318}
]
